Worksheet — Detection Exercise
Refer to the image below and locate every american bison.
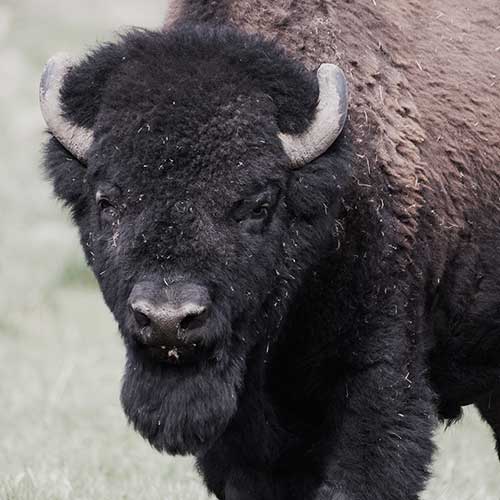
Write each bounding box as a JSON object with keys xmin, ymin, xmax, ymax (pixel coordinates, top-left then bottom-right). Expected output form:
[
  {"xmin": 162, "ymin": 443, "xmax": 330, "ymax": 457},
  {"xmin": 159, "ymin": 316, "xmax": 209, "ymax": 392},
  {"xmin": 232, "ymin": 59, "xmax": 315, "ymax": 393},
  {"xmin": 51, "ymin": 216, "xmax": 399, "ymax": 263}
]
[{"xmin": 40, "ymin": 1, "xmax": 500, "ymax": 499}]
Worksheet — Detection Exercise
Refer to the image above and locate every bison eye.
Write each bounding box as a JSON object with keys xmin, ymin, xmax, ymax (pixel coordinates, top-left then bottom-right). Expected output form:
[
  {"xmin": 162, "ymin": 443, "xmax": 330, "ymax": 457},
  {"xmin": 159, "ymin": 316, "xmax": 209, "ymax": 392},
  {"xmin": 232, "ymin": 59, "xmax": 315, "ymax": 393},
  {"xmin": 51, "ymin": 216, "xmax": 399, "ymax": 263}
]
[
  {"xmin": 250, "ymin": 203, "xmax": 270, "ymax": 220},
  {"xmin": 233, "ymin": 186, "xmax": 280, "ymax": 233},
  {"xmin": 97, "ymin": 196, "xmax": 113, "ymax": 211},
  {"xmin": 96, "ymin": 187, "xmax": 119, "ymax": 222}
]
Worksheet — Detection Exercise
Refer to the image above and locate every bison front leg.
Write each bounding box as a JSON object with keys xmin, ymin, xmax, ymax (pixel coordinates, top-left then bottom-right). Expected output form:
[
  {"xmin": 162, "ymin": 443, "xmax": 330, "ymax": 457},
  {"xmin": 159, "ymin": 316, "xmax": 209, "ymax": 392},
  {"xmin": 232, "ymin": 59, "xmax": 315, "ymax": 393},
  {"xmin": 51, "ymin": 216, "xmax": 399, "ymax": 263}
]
[{"xmin": 312, "ymin": 362, "xmax": 437, "ymax": 500}]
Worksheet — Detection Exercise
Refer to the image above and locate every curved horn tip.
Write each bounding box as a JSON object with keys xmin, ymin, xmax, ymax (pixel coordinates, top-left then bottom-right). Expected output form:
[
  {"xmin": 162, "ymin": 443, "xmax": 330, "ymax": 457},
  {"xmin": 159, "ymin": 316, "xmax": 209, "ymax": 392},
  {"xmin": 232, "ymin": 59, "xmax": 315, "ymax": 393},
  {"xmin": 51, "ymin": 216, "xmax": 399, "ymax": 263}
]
[
  {"xmin": 279, "ymin": 62, "xmax": 349, "ymax": 169},
  {"xmin": 39, "ymin": 52, "xmax": 79, "ymax": 114},
  {"xmin": 39, "ymin": 52, "xmax": 94, "ymax": 163},
  {"xmin": 317, "ymin": 63, "xmax": 349, "ymax": 128}
]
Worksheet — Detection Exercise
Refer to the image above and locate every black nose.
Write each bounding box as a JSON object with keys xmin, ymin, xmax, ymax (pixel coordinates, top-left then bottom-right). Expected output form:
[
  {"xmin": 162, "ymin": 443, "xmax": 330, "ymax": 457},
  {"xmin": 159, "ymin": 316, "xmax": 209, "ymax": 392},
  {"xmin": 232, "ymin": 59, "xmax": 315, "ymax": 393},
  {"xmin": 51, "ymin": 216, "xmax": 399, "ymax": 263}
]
[{"xmin": 128, "ymin": 281, "xmax": 210, "ymax": 347}]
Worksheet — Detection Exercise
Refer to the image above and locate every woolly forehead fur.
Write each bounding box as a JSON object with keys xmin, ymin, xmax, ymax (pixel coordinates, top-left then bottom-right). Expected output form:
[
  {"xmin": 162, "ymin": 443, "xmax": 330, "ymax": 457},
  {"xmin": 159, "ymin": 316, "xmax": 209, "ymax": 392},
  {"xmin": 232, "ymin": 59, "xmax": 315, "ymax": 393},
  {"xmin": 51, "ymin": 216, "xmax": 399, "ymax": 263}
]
[{"xmin": 61, "ymin": 27, "xmax": 321, "ymax": 189}]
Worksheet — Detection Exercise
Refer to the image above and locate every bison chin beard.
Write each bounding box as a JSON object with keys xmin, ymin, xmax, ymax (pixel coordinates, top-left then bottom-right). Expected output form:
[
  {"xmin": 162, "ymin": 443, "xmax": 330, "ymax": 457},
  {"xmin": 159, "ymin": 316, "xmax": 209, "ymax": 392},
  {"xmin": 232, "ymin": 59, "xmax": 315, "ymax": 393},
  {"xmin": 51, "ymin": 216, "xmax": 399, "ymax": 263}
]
[{"xmin": 120, "ymin": 345, "xmax": 247, "ymax": 456}]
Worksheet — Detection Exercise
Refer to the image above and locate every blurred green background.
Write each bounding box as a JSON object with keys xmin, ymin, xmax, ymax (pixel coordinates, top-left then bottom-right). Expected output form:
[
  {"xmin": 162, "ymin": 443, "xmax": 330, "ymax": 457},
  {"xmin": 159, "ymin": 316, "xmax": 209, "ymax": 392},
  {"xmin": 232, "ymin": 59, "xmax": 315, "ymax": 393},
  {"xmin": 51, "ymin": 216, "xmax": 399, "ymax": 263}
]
[{"xmin": 0, "ymin": 1, "xmax": 499, "ymax": 499}]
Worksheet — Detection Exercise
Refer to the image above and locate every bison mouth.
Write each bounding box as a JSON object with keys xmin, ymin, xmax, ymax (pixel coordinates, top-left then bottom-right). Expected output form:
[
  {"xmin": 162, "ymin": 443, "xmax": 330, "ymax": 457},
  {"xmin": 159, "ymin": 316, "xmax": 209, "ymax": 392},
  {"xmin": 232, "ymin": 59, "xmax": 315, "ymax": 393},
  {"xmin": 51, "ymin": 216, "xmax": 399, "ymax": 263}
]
[
  {"xmin": 135, "ymin": 338, "xmax": 214, "ymax": 365},
  {"xmin": 142, "ymin": 344, "xmax": 187, "ymax": 363}
]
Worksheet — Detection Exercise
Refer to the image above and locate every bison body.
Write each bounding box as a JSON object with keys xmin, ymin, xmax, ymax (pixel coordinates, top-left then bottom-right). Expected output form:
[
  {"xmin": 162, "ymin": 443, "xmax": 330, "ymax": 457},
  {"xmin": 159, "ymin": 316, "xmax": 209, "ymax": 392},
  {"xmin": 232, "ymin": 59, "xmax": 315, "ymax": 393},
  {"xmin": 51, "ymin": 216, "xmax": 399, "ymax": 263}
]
[{"xmin": 41, "ymin": 1, "xmax": 500, "ymax": 499}]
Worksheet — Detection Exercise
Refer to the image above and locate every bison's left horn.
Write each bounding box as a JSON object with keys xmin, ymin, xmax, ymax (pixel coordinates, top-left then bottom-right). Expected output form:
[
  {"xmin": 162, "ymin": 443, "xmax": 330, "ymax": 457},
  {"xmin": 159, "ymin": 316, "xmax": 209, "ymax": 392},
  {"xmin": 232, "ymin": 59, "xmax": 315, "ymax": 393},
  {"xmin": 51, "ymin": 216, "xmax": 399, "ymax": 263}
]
[
  {"xmin": 39, "ymin": 53, "xmax": 94, "ymax": 163},
  {"xmin": 279, "ymin": 64, "xmax": 349, "ymax": 168}
]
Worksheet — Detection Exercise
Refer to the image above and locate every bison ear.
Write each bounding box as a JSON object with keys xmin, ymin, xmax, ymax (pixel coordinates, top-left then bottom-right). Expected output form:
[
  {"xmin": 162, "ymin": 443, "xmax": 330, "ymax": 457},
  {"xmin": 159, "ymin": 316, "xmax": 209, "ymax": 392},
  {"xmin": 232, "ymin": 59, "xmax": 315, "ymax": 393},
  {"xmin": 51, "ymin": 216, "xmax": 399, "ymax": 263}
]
[{"xmin": 279, "ymin": 64, "xmax": 349, "ymax": 168}]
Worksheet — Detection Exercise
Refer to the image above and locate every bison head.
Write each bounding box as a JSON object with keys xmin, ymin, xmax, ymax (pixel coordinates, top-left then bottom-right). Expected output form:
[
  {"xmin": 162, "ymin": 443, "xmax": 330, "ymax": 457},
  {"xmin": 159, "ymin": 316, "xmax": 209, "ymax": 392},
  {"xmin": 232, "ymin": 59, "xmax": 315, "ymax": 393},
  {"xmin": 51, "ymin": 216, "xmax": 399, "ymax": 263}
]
[{"xmin": 41, "ymin": 26, "xmax": 350, "ymax": 455}]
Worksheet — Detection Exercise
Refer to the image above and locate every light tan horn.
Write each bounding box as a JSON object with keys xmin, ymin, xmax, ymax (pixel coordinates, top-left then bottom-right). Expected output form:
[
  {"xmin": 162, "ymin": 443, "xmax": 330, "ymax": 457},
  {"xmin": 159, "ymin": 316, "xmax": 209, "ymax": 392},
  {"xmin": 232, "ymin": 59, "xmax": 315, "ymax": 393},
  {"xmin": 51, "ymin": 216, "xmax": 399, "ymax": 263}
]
[
  {"xmin": 39, "ymin": 53, "xmax": 94, "ymax": 163},
  {"xmin": 278, "ymin": 63, "xmax": 349, "ymax": 168}
]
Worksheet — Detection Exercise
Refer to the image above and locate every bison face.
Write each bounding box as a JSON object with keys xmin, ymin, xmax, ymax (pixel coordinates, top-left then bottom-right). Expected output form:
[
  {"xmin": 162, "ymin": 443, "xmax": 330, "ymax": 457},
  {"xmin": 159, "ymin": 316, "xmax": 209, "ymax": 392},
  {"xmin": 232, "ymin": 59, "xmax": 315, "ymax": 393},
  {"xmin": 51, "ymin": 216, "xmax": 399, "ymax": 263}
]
[{"xmin": 41, "ymin": 26, "xmax": 350, "ymax": 455}]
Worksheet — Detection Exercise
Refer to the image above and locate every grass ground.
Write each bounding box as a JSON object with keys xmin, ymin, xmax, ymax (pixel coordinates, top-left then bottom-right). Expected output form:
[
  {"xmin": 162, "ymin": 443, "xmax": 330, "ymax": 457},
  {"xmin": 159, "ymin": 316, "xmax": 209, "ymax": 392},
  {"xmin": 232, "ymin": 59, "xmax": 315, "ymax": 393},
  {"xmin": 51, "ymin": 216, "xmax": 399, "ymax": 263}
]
[{"xmin": 0, "ymin": 1, "xmax": 499, "ymax": 499}]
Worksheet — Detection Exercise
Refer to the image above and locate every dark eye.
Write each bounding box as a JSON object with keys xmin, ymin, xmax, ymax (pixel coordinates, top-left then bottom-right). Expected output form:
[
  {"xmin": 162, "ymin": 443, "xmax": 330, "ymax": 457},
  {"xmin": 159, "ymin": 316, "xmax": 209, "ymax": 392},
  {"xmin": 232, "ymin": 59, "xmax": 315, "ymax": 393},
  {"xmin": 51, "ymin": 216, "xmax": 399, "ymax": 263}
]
[
  {"xmin": 96, "ymin": 189, "xmax": 118, "ymax": 221},
  {"xmin": 250, "ymin": 203, "xmax": 270, "ymax": 220},
  {"xmin": 97, "ymin": 196, "xmax": 113, "ymax": 211},
  {"xmin": 233, "ymin": 186, "xmax": 280, "ymax": 233}
]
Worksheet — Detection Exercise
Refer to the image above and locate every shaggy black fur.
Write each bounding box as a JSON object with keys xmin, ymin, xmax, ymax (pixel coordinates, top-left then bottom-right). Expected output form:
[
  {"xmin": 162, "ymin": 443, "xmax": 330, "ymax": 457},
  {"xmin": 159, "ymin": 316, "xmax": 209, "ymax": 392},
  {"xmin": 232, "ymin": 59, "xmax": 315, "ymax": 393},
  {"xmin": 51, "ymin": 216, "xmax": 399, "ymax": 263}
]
[{"xmin": 42, "ymin": 23, "xmax": 500, "ymax": 500}]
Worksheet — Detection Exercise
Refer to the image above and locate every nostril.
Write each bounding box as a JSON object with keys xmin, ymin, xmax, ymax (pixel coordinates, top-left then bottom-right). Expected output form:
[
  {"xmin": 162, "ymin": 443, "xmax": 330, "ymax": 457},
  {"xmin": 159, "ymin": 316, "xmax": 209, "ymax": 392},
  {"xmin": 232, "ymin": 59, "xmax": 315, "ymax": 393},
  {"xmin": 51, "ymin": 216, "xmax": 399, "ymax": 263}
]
[
  {"xmin": 179, "ymin": 308, "xmax": 208, "ymax": 331},
  {"xmin": 179, "ymin": 313, "xmax": 197, "ymax": 331},
  {"xmin": 133, "ymin": 309, "xmax": 151, "ymax": 328}
]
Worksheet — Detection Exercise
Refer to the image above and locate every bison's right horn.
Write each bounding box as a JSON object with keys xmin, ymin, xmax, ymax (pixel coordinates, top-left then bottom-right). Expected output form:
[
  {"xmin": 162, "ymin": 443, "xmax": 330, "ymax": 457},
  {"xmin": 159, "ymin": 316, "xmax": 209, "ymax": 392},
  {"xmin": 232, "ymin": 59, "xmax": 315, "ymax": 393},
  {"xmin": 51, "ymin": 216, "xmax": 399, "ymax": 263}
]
[
  {"xmin": 279, "ymin": 63, "xmax": 349, "ymax": 168},
  {"xmin": 39, "ymin": 53, "xmax": 94, "ymax": 163}
]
